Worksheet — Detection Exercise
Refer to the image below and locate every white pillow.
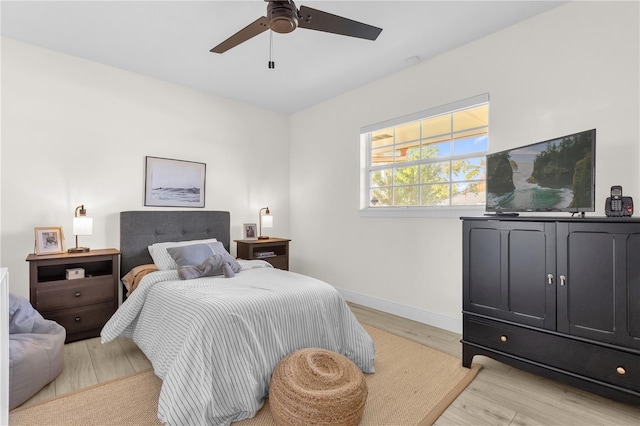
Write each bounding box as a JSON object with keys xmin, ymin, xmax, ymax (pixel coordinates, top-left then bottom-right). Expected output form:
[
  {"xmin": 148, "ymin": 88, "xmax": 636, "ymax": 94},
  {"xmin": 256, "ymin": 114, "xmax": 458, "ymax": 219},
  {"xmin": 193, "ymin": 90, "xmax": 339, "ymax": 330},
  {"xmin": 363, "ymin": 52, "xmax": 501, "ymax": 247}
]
[{"xmin": 148, "ymin": 238, "xmax": 218, "ymax": 270}]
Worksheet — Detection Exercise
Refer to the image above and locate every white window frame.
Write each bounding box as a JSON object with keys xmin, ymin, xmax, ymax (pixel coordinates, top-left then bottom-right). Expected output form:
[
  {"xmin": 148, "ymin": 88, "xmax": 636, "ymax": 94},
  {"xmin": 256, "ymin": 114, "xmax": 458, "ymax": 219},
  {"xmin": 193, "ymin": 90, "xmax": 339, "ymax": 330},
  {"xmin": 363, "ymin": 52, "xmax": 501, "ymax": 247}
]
[{"xmin": 359, "ymin": 94, "xmax": 489, "ymax": 218}]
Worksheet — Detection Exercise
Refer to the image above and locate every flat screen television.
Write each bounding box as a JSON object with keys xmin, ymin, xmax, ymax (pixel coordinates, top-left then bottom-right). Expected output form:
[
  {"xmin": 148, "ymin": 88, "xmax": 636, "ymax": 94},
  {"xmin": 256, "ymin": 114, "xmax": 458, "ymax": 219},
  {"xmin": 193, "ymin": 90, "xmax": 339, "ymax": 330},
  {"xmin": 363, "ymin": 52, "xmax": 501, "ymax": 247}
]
[{"xmin": 486, "ymin": 129, "xmax": 596, "ymax": 213}]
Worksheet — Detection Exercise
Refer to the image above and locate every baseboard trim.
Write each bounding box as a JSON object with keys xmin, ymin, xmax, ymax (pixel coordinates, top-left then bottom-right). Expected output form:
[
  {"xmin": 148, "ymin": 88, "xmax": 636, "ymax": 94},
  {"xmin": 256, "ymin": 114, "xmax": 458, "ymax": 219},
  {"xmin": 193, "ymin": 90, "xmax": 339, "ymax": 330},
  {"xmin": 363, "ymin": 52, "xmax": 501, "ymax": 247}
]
[{"xmin": 336, "ymin": 287, "xmax": 462, "ymax": 334}]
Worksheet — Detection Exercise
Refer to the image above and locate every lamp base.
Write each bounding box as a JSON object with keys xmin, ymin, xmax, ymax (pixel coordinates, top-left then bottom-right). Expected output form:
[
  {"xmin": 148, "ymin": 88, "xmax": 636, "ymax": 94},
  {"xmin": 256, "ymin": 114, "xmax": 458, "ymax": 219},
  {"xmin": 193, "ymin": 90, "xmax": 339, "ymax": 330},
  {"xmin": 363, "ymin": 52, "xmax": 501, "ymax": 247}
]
[
  {"xmin": 68, "ymin": 247, "xmax": 90, "ymax": 253},
  {"xmin": 258, "ymin": 236, "xmax": 270, "ymax": 240}
]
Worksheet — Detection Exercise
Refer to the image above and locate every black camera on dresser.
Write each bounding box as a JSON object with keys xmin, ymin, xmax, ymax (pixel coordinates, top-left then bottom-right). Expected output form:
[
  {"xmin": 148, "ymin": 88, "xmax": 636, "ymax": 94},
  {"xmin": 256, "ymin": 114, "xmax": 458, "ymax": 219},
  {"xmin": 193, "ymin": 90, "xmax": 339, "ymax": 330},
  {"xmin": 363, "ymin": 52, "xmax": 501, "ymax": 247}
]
[{"xmin": 462, "ymin": 216, "xmax": 640, "ymax": 406}]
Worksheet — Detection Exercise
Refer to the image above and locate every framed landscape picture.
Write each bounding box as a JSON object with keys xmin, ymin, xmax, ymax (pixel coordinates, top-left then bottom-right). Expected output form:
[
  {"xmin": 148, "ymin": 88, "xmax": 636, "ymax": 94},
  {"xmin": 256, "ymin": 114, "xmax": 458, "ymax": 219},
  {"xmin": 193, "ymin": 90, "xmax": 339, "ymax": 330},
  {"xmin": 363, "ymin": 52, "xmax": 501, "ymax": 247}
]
[
  {"xmin": 145, "ymin": 156, "xmax": 206, "ymax": 207},
  {"xmin": 34, "ymin": 227, "xmax": 65, "ymax": 255}
]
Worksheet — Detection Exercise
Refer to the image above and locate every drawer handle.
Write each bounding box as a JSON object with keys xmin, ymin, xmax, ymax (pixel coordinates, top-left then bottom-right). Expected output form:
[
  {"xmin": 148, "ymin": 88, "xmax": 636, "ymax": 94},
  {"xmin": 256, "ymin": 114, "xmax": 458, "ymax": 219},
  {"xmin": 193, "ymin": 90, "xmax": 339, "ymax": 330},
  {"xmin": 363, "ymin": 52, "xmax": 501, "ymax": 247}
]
[
  {"xmin": 500, "ymin": 335, "xmax": 508, "ymax": 343},
  {"xmin": 75, "ymin": 317, "xmax": 81, "ymax": 322},
  {"xmin": 560, "ymin": 275, "xmax": 567, "ymax": 286},
  {"xmin": 74, "ymin": 292, "xmax": 81, "ymax": 297},
  {"xmin": 616, "ymin": 366, "xmax": 626, "ymax": 375},
  {"xmin": 547, "ymin": 274, "xmax": 553, "ymax": 285}
]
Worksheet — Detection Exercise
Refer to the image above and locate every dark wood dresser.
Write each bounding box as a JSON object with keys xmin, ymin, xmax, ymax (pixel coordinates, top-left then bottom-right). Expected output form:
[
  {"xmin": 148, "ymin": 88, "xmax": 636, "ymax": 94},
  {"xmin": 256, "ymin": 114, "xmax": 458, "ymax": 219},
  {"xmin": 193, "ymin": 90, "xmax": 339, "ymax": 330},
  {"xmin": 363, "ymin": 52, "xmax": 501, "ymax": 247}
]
[
  {"xmin": 26, "ymin": 248, "xmax": 120, "ymax": 343},
  {"xmin": 462, "ymin": 216, "xmax": 640, "ymax": 406}
]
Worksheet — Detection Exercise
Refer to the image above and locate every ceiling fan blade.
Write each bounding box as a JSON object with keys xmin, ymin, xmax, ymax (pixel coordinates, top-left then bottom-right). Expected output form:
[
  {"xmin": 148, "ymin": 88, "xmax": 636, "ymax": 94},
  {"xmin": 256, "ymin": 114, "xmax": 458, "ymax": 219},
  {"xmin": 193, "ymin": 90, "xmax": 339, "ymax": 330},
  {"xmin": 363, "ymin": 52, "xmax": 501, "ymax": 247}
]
[
  {"xmin": 297, "ymin": 5, "xmax": 382, "ymax": 41},
  {"xmin": 210, "ymin": 16, "xmax": 269, "ymax": 54}
]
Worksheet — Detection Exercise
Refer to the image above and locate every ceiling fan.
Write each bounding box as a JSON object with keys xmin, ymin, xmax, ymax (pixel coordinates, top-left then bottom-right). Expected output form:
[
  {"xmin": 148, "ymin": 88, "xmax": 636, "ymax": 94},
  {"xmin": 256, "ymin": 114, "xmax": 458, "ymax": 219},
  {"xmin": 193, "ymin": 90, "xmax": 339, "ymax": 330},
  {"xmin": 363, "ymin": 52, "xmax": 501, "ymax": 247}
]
[{"xmin": 210, "ymin": 0, "xmax": 383, "ymax": 54}]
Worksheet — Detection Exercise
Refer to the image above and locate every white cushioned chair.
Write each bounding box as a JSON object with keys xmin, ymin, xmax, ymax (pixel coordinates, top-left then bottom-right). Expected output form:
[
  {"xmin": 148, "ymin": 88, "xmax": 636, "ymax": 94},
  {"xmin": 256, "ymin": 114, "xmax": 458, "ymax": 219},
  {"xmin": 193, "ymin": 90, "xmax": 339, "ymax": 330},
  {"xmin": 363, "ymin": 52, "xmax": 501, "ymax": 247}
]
[{"xmin": 8, "ymin": 293, "xmax": 65, "ymax": 410}]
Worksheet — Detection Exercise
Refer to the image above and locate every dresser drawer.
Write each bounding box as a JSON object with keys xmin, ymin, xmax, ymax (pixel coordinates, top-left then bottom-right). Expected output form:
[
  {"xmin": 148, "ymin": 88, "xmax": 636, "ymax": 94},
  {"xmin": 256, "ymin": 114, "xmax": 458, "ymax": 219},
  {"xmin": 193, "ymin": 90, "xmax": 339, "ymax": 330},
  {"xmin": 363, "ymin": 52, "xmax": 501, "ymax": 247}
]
[
  {"xmin": 464, "ymin": 314, "xmax": 640, "ymax": 392},
  {"xmin": 44, "ymin": 302, "xmax": 115, "ymax": 336},
  {"xmin": 36, "ymin": 276, "xmax": 114, "ymax": 311}
]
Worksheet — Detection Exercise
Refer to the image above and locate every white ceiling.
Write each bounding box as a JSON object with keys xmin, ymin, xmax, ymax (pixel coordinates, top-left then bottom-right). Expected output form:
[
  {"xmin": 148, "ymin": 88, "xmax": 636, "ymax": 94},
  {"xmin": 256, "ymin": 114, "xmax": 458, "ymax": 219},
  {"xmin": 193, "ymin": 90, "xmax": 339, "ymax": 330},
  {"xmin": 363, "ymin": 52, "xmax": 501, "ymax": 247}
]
[{"xmin": 1, "ymin": 1, "xmax": 567, "ymax": 114}]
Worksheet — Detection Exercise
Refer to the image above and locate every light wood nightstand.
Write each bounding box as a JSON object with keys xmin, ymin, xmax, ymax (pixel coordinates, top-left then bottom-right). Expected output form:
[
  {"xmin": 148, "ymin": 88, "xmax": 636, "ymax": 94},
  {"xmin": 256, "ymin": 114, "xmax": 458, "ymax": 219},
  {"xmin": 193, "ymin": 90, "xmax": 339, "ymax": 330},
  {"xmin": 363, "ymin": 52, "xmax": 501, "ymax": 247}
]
[
  {"xmin": 26, "ymin": 248, "xmax": 120, "ymax": 343},
  {"xmin": 234, "ymin": 238, "xmax": 290, "ymax": 270}
]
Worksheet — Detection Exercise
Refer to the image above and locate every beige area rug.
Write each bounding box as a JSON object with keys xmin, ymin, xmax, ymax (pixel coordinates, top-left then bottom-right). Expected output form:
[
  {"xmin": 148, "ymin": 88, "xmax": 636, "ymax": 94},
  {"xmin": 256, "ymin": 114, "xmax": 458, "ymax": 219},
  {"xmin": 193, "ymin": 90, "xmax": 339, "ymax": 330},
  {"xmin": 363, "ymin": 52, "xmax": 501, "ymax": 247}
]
[{"xmin": 9, "ymin": 325, "xmax": 480, "ymax": 426}]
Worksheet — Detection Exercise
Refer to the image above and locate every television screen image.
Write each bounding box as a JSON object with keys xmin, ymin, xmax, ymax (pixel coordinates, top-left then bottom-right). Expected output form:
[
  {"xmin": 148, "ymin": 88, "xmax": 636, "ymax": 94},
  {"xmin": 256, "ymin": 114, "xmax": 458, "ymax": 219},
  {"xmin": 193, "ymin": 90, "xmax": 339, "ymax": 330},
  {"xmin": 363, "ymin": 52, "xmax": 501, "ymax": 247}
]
[{"xmin": 486, "ymin": 129, "xmax": 596, "ymax": 213}]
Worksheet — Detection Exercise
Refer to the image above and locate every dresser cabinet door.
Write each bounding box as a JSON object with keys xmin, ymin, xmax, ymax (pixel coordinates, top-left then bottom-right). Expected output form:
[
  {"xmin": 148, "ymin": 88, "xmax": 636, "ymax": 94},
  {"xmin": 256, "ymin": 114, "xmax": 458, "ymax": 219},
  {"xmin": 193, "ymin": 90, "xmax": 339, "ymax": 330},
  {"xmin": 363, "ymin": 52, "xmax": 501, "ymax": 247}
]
[
  {"xmin": 463, "ymin": 220, "xmax": 556, "ymax": 329},
  {"xmin": 557, "ymin": 222, "xmax": 640, "ymax": 350}
]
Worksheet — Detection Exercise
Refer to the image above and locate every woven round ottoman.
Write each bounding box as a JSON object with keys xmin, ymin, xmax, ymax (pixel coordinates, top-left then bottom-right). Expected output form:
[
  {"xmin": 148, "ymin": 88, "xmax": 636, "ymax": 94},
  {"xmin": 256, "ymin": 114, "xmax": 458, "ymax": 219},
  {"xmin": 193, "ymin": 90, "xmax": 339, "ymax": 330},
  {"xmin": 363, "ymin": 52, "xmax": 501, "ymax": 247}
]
[{"xmin": 269, "ymin": 348, "xmax": 368, "ymax": 426}]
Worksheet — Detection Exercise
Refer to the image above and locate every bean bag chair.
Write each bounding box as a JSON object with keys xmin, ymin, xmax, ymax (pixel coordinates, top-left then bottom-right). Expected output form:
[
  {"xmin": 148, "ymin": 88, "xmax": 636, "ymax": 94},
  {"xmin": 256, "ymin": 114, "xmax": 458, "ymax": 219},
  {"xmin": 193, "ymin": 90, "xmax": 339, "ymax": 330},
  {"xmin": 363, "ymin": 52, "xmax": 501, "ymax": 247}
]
[{"xmin": 8, "ymin": 293, "xmax": 65, "ymax": 410}]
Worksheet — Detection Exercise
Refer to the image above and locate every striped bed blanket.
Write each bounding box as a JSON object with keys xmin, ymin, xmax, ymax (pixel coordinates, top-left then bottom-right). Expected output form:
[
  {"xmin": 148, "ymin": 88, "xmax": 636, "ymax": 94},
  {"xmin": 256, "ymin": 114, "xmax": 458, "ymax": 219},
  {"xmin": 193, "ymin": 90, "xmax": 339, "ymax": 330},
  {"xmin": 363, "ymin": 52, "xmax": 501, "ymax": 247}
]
[{"xmin": 101, "ymin": 261, "xmax": 375, "ymax": 426}]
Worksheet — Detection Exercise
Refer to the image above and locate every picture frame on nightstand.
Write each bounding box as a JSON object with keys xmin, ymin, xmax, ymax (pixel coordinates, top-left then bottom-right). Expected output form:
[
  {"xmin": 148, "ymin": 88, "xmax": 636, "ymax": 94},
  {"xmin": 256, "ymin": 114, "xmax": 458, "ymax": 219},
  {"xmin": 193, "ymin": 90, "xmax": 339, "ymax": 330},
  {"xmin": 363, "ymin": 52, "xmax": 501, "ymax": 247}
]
[
  {"xmin": 243, "ymin": 223, "xmax": 258, "ymax": 240},
  {"xmin": 34, "ymin": 227, "xmax": 65, "ymax": 255}
]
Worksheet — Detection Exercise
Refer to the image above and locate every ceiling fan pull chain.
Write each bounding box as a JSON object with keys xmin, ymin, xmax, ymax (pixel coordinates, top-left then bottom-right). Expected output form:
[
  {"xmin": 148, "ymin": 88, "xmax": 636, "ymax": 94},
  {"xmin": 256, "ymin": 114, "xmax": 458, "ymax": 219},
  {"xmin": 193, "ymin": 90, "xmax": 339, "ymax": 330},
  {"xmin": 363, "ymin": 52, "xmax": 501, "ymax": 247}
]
[{"xmin": 268, "ymin": 30, "xmax": 275, "ymax": 69}]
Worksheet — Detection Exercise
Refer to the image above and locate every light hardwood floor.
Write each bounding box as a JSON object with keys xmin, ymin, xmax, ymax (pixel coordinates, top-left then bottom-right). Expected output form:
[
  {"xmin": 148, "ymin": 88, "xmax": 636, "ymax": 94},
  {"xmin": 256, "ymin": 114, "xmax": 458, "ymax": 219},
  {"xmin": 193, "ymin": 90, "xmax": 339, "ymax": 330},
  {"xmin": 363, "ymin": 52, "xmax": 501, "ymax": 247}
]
[{"xmin": 20, "ymin": 303, "xmax": 640, "ymax": 425}]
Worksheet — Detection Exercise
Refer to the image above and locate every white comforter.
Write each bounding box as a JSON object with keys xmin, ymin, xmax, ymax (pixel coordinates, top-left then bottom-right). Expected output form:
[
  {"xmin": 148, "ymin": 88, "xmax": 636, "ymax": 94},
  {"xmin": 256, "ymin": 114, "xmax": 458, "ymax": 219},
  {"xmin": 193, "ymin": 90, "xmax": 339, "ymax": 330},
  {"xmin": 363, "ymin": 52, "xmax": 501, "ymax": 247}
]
[{"xmin": 101, "ymin": 261, "xmax": 375, "ymax": 426}]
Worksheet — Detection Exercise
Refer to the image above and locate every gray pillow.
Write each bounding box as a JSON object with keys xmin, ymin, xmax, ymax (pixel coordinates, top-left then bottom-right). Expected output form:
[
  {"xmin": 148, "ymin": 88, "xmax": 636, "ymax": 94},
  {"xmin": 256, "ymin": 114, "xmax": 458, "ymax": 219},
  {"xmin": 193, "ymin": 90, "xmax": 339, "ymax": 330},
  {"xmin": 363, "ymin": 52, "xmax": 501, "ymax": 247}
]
[
  {"xmin": 167, "ymin": 241, "xmax": 230, "ymax": 267},
  {"xmin": 177, "ymin": 253, "xmax": 242, "ymax": 280},
  {"xmin": 148, "ymin": 238, "xmax": 218, "ymax": 270}
]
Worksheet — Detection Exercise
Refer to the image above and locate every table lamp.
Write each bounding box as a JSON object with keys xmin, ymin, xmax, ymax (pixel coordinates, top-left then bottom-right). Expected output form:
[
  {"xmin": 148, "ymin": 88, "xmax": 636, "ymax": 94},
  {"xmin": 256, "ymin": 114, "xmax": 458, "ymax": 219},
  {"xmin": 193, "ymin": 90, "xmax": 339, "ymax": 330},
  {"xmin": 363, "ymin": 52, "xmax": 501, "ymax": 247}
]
[
  {"xmin": 258, "ymin": 207, "xmax": 273, "ymax": 240},
  {"xmin": 68, "ymin": 205, "xmax": 93, "ymax": 253}
]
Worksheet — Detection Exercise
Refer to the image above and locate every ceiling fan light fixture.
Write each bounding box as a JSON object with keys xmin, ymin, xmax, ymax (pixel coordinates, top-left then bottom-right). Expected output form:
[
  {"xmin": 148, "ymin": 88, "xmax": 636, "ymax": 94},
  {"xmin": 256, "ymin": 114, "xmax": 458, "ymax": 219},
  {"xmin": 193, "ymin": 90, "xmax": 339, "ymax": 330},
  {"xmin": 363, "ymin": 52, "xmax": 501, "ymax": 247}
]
[
  {"xmin": 267, "ymin": 2, "xmax": 299, "ymax": 33},
  {"xmin": 270, "ymin": 16, "xmax": 297, "ymax": 33}
]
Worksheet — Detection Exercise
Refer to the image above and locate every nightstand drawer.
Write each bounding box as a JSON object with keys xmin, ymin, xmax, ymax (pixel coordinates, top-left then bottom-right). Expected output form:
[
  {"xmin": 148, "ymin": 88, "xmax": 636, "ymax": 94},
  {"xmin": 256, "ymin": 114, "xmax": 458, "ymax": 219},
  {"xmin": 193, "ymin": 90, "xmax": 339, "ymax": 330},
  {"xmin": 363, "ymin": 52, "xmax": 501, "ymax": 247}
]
[
  {"xmin": 35, "ymin": 276, "xmax": 114, "ymax": 311},
  {"xmin": 45, "ymin": 302, "xmax": 115, "ymax": 335},
  {"xmin": 464, "ymin": 314, "xmax": 640, "ymax": 392}
]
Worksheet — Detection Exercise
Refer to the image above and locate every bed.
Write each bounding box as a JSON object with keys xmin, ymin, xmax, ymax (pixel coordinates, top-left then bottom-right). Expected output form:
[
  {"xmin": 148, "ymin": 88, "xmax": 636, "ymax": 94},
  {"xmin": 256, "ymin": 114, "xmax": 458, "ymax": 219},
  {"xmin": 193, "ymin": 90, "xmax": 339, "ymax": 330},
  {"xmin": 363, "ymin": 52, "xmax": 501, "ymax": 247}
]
[{"xmin": 101, "ymin": 211, "xmax": 375, "ymax": 426}]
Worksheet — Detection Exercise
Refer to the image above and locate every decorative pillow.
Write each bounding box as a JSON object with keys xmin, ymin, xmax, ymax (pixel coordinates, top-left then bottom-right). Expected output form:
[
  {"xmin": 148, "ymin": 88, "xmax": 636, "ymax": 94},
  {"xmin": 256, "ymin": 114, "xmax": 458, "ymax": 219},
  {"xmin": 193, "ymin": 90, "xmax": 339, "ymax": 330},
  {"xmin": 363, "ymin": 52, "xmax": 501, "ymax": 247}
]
[
  {"xmin": 148, "ymin": 238, "xmax": 217, "ymax": 270},
  {"xmin": 167, "ymin": 241, "xmax": 232, "ymax": 267},
  {"xmin": 177, "ymin": 253, "xmax": 242, "ymax": 280}
]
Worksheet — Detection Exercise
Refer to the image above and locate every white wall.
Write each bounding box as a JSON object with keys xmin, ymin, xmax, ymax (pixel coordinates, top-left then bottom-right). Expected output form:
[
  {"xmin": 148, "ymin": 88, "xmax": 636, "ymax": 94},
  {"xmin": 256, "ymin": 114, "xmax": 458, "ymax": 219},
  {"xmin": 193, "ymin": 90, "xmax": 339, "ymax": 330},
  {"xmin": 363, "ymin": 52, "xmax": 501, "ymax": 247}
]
[
  {"xmin": 1, "ymin": 38, "xmax": 291, "ymax": 299},
  {"xmin": 289, "ymin": 1, "xmax": 639, "ymax": 332}
]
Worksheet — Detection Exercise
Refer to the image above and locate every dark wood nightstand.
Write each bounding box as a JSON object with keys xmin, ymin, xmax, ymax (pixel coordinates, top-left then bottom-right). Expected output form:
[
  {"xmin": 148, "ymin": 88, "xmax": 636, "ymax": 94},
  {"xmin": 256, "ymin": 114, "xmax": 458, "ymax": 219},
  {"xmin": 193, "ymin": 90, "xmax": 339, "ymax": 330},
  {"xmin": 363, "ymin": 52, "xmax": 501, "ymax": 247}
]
[
  {"xmin": 234, "ymin": 238, "xmax": 290, "ymax": 270},
  {"xmin": 26, "ymin": 248, "xmax": 120, "ymax": 343}
]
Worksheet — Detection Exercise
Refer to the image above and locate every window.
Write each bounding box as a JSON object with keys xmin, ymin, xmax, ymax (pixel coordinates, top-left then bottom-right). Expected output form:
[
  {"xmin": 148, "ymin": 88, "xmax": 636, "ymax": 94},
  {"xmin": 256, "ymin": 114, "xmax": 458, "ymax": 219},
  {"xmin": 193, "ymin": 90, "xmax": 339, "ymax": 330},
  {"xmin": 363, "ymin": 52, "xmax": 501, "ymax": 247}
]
[{"xmin": 360, "ymin": 94, "xmax": 489, "ymax": 214}]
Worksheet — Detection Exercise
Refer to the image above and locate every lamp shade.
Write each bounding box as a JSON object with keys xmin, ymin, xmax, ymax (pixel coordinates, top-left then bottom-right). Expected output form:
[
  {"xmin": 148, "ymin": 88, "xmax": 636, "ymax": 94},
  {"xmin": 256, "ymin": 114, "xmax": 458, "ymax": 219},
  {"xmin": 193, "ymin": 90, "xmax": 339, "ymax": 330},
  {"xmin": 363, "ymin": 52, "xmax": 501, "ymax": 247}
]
[
  {"xmin": 73, "ymin": 217, "xmax": 93, "ymax": 236},
  {"xmin": 261, "ymin": 214, "xmax": 273, "ymax": 229}
]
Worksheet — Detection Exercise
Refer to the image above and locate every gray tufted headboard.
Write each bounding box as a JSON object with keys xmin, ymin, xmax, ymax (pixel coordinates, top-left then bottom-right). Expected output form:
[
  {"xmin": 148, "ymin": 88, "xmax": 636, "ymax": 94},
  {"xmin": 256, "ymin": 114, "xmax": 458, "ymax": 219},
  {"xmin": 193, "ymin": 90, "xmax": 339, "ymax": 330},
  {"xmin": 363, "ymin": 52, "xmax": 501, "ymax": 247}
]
[{"xmin": 119, "ymin": 210, "xmax": 231, "ymax": 279}]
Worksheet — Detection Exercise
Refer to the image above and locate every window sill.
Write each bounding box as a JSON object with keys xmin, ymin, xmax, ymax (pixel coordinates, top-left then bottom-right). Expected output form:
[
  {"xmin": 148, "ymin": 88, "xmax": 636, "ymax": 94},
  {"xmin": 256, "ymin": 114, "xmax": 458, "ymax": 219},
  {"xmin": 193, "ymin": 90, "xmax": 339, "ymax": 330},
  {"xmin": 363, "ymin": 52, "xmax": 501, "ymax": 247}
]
[{"xmin": 358, "ymin": 206, "xmax": 485, "ymax": 218}]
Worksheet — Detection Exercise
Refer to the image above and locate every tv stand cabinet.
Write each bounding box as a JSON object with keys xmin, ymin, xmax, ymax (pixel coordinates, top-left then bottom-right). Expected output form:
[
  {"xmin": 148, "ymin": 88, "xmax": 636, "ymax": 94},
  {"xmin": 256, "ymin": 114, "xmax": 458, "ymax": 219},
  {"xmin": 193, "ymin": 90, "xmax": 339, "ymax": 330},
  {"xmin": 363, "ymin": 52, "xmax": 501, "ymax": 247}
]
[{"xmin": 462, "ymin": 217, "xmax": 640, "ymax": 406}]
